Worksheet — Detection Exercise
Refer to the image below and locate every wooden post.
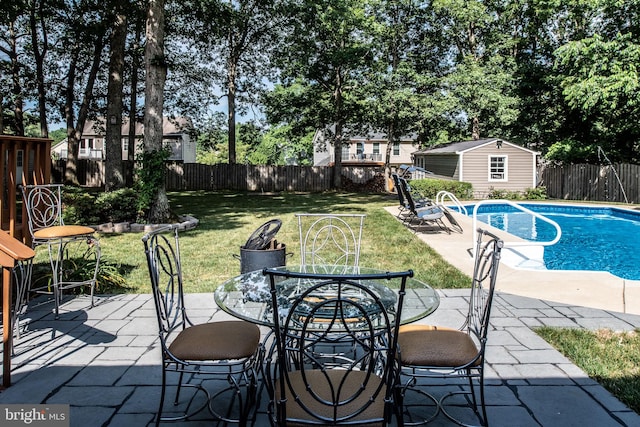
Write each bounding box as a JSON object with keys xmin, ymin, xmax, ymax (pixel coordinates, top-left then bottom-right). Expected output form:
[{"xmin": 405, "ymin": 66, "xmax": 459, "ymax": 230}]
[{"xmin": 0, "ymin": 231, "xmax": 35, "ymax": 389}]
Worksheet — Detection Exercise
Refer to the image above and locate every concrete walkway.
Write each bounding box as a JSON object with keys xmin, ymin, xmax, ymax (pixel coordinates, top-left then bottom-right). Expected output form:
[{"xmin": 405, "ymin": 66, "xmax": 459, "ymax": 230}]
[
  {"xmin": 1, "ymin": 291, "xmax": 639, "ymax": 426},
  {"xmin": 386, "ymin": 205, "xmax": 640, "ymax": 316}
]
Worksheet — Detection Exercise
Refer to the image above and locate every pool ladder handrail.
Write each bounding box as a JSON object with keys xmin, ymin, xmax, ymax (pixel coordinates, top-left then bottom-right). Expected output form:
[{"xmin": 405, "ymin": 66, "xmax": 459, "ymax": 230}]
[
  {"xmin": 436, "ymin": 191, "xmax": 468, "ymax": 215},
  {"xmin": 472, "ymin": 199, "xmax": 562, "ymax": 254}
]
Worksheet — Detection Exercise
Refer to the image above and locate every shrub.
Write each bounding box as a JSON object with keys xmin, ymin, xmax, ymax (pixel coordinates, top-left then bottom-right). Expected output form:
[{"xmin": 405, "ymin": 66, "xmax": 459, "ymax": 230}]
[
  {"xmin": 487, "ymin": 186, "xmax": 548, "ymax": 200},
  {"xmin": 95, "ymin": 188, "xmax": 139, "ymax": 223},
  {"xmin": 62, "ymin": 186, "xmax": 138, "ymax": 225},
  {"xmin": 409, "ymin": 178, "xmax": 473, "ymax": 199},
  {"xmin": 524, "ymin": 186, "xmax": 547, "ymax": 200},
  {"xmin": 62, "ymin": 187, "xmax": 102, "ymax": 224}
]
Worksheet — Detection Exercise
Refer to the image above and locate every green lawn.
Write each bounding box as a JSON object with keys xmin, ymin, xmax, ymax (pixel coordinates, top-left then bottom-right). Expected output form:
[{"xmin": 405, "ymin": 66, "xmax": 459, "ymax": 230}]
[{"xmin": 65, "ymin": 191, "xmax": 470, "ymax": 294}]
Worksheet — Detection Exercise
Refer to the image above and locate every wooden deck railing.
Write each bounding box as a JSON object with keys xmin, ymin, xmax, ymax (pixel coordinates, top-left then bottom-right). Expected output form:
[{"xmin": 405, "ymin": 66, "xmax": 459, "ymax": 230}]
[{"xmin": 0, "ymin": 135, "xmax": 52, "ymax": 243}]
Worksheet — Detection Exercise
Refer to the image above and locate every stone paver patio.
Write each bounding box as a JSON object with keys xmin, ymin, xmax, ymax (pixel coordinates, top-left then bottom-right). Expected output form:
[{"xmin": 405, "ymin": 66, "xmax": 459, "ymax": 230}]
[{"xmin": 1, "ymin": 290, "xmax": 639, "ymax": 426}]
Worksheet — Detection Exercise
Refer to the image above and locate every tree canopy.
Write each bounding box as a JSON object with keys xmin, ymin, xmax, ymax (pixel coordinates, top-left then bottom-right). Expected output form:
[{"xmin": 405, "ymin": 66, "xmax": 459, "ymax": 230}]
[{"xmin": 2, "ymin": 0, "xmax": 640, "ymax": 186}]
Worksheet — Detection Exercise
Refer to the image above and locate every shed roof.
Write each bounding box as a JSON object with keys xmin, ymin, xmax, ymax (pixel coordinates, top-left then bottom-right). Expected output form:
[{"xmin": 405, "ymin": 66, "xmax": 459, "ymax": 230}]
[{"xmin": 414, "ymin": 138, "xmax": 540, "ymax": 155}]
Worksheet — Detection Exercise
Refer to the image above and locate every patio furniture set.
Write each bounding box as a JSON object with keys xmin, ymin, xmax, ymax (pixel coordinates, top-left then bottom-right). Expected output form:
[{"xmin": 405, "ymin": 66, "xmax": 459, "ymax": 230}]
[
  {"xmin": 142, "ymin": 214, "xmax": 503, "ymax": 427},
  {"xmin": 7, "ymin": 186, "xmax": 503, "ymax": 426}
]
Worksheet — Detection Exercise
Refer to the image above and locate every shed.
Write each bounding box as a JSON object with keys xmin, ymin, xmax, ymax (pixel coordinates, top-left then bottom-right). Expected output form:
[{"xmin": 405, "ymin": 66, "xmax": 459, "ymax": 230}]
[{"xmin": 412, "ymin": 138, "xmax": 540, "ymax": 197}]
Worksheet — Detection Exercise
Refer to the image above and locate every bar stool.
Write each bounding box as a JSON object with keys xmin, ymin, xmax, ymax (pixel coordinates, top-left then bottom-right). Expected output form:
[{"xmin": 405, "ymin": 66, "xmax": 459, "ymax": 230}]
[{"xmin": 20, "ymin": 184, "xmax": 101, "ymax": 318}]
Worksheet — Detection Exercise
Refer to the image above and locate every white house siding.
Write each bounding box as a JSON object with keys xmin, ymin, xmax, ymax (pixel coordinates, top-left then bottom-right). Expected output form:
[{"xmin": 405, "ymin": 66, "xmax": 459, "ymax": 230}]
[{"xmin": 461, "ymin": 144, "xmax": 536, "ymax": 194}]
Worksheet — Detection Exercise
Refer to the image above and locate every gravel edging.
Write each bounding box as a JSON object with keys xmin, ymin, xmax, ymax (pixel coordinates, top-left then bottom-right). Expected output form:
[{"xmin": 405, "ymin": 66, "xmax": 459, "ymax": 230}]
[{"xmin": 91, "ymin": 215, "xmax": 199, "ymax": 234}]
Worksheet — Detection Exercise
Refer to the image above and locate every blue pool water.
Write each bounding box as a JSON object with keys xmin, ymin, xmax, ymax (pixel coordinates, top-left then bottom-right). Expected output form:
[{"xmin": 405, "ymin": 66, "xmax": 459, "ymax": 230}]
[{"xmin": 463, "ymin": 203, "xmax": 640, "ymax": 280}]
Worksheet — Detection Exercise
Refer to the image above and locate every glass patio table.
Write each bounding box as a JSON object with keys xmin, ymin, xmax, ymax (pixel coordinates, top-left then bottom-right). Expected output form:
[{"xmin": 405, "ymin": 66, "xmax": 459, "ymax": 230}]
[{"xmin": 214, "ymin": 265, "xmax": 440, "ymax": 328}]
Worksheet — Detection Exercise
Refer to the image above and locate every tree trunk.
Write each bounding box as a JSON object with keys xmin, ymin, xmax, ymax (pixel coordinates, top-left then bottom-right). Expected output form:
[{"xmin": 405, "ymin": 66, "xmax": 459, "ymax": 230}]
[
  {"xmin": 333, "ymin": 121, "xmax": 343, "ymax": 189},
  {"xmin": 126, "ymin": 14, "xmax": 143, "ymax": 187},
  {"xmin": 9, "ymin": 21, "xmax": 24, "ymax": 136},
  {"xmin": 227, "ymin": 36, "xmax": 237, "ymax": 164},
  {"xmin": 30, "ymin": 0, "xmax": 49, "ymax": 137},
  {"xmin": 105, "ymin": 11, "xmax": 127, "ymax": 191},
  {"xmin": 228, "ymin": 79, "xmax": 237, "ymax": 164},
  {"xmin": 472, "ymin": 116, "xmax": 480, "ymax": 140},
  {"xmin": 144, "ymin": 0, "xmax": 170, "ymax": 222}
]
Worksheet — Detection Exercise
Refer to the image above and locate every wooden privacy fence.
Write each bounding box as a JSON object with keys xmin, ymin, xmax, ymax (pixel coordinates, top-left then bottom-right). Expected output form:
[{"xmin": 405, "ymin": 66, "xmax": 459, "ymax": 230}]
[
  {"xmin": 541, "ymin": 163, "xmax": 640, "ymax": 204},
  {"xmin": 52, "ymin": 160, "xmax": 384, "ymax": 192},
  {"xmin": 52, "ymin": 159, "xmax": 640, "ymax": 203}
]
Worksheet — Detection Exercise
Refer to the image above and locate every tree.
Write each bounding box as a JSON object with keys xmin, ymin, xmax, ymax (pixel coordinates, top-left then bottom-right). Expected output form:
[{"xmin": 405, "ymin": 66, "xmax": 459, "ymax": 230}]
[
  {"xmin": 0, "ymin": 0, "xmax": 28, "ymax": 135},
  {"xmin": 176, "ymin": 0, "xmax": 284, "ymax": 164},
  {"xmin": 554, "ymin": 0, "xmax": 640, "ymax": 162},
  {"xmin": 368, "ymin": 0, "xmax": 428, "ymax": 188},
  {"xmin": 143, "ymin": 0, "xmax": 170, "ymax": 222},
  {"xmin": 269, "ymin": 0, "xmax": 377, "ymax": 188},
  {"xmin": 428, "ymin": 0, "xmax": 519, "ymax": 141}
]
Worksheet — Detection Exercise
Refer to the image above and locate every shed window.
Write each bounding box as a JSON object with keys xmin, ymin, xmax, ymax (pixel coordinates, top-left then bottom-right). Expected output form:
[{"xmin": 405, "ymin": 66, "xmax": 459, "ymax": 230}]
[{"xmin": 489, "ymin": 156, "xmax": 507, "ymax": 181}]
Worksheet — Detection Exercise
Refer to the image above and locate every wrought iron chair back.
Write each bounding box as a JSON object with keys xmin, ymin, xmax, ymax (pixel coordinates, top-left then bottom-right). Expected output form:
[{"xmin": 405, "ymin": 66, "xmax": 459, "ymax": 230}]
[
  {"xmin": 144, "ymin": 226, "xmax": 187, "ymax": 338},
  {"xmin": 296, "ymin": 213, "xmax": 365, "ymax": 269},
  {"xmin": 21, "ymin": 184, "xmax": 65, "ymax": 244},
  {"xmin": 264, "ymin": 267, "xmax": 412, "ymax": 426}
]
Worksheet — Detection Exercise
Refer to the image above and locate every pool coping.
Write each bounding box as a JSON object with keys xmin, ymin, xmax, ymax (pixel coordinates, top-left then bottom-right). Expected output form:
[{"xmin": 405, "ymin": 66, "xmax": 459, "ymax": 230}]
[{"xmin": 385, "ymin": 204, "xmax": 640, "ymax": 316}]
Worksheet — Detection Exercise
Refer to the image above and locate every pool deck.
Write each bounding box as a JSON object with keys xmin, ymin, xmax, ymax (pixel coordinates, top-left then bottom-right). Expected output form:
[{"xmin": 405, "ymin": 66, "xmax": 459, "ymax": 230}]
[{"xmin": 386, "ymin": 206, "xmax": 640, "ymax": 316}]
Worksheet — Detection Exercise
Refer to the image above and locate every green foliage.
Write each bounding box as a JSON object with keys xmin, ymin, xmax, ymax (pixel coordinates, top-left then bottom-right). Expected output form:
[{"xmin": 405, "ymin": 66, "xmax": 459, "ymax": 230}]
[
  {"xmin": 62, "ymin": 187, "xmax": 102, "ymax": 224},
  {"xmin": 487, "ymin": 188, "xmax": 522, "ymax": 200},
  {"xmin": 409, "ymin": 179, "xmax": 473, "ymax": 199},
  {"xmin": 135, "ymin": 148, "xmax": 171, "ymax": 222},
  {"xmin": 49, "ymin": 128, "xmax": 67, "ymax": 144},
  {"xmin": 62, "ymin": 187, "xmax": 139, "ymax": 224},
  {"xmin": 524, "ymin": 187, "xmax": 547, "ymax": 200},
  {"xmin": 31, "ymin": 254, "xmax": 131, "ymax": 295},
  {"xmin": 545, "ymin": 139, "xmax": 594, "ymax": 163},
  {"xmin": 487, "ymin": 186, "xmax": 548, "ymax": 200},
  {"xmin": 95, "ymin": 189, "xmax": 139, "ymax": 222}
]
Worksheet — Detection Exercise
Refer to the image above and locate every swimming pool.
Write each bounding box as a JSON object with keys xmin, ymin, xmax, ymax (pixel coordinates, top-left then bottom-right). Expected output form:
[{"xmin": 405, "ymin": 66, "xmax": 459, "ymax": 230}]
[{"xmin": 462, "ymin": 203, "xmax": 640, "ymax": 280}]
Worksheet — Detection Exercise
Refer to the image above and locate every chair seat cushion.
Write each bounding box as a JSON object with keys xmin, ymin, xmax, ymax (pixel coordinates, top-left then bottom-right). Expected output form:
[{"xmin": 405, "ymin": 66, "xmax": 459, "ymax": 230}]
[
  {"xmin": 34, "ymin": 225, "xmax": 95, "ymax": 239},
  {"xmin": 398, "ymin": 327, "xmax": 480, "ymax": 367},
  {"xmin": 168, "ymin": 320, "xmax": 260, "ymax": 361},
  {"xmin": 275, "ymin": 369, "xmax": 386, "ymax": 426}
]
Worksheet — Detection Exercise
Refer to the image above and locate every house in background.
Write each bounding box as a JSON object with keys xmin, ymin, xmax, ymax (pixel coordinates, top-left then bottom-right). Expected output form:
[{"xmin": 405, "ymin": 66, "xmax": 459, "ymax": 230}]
[
  {"xmin": 51, "ymin": 116, "xmax": 196, "ymax": 163},
  {"xmin": 312, "ymin": 128, "xmax": 417, "ymax": 167},
  {"xmin": 412, "ymin": 138, "xmax": 540, "ymax": 196}
]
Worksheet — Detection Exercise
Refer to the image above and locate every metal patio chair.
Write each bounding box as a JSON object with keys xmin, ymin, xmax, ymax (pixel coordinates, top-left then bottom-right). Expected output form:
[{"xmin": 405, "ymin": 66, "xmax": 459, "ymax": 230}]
[
  {"xmin": 142, "ymin": 226, "xmax": 261, "ymax": 426},
  {"xmin": 263, "ymin": 267, "xmax": 413, "ymax": 426},
  {"xmin": 296, "ymin": 213, "xmax": 366, "ymax": 271},
  {"xmin": 20, "ymin": 184, "xmax": 101, "ymax": 317},
  {"xmin": 396, "ymin": 229, "xmax": 503, "ymax": 426}
]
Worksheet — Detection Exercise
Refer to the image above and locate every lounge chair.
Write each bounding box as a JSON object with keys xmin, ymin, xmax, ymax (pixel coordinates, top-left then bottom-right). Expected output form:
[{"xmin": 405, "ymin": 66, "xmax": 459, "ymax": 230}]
[{"xmin": 398, "ymin": 177, "xmax": 450, "ymax": 233}]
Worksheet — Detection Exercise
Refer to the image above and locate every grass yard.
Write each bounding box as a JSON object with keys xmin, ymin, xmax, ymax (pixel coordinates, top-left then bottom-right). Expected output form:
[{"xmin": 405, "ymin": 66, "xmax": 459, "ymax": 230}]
[{"xmin": 53, "ymin": 190, "xmax": 470, "ymax": 294}]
